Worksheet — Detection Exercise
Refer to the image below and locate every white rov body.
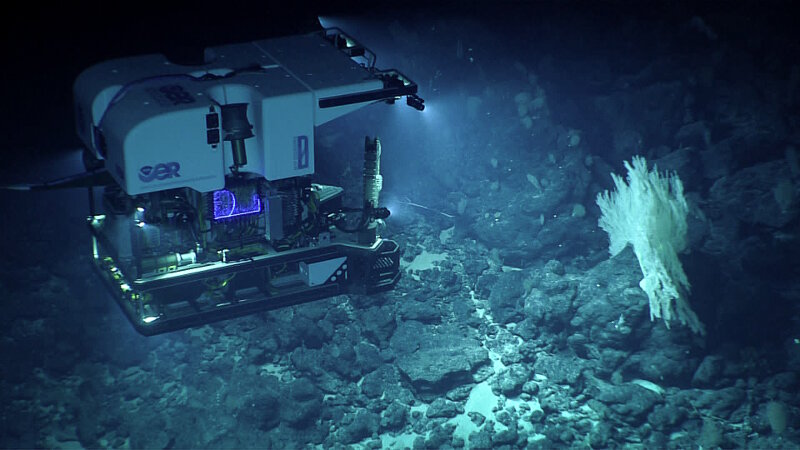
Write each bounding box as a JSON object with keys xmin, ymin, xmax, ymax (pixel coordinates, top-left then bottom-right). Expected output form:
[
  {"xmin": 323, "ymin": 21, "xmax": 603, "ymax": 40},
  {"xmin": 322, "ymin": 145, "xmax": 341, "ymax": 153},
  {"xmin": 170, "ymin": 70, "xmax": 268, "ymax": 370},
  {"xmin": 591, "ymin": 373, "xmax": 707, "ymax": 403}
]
[{"xmin": 74, "ymin": 31, "xmax": 392, "ymax": 195}]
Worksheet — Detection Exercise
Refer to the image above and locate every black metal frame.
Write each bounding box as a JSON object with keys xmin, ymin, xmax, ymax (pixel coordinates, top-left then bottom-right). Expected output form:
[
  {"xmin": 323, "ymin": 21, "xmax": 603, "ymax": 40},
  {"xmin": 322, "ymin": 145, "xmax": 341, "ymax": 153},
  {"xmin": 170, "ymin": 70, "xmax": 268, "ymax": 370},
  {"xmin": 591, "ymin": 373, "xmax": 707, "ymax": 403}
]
[
  {"xmin": 90, "ymin": 219, "xmax": 400, "ymax": 335},
  {"xmin": 318, "ymin": 28, "xmax": 423, "ymax": 111}
]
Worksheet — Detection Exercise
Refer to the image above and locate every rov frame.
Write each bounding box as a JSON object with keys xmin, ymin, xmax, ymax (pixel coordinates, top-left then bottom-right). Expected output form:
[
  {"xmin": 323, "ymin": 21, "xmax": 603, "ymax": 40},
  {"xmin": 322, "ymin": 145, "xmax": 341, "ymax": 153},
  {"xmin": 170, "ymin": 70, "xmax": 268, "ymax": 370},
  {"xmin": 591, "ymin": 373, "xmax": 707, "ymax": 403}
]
[{"xmin": 89, "ymin": 212, "xmax": 401, "ymax": 335}]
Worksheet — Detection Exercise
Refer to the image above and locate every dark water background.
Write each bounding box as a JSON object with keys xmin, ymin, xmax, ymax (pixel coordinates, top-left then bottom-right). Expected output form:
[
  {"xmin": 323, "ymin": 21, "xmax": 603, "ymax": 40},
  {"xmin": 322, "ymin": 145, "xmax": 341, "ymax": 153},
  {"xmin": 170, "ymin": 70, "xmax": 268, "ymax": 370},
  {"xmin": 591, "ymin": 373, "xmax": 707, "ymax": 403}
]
[{"xmin": 1, "ymin": 1, "xmax": 799, "ymax": 448}]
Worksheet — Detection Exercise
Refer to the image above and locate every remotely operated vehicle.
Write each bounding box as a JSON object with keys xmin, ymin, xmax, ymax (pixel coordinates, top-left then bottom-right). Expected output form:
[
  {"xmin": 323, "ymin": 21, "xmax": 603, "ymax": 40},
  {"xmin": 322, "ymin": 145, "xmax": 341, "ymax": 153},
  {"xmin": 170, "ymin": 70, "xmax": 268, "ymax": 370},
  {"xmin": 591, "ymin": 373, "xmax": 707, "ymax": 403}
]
[{"xmin": 23, "ymin": 27, "xmax": 423, "ymax": 335}]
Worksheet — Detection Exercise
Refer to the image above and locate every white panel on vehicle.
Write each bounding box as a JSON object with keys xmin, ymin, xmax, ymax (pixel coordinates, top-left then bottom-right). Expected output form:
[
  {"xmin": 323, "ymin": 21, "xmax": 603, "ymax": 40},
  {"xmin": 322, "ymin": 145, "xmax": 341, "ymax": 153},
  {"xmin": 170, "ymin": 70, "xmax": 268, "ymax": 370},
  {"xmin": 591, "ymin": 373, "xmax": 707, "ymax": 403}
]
[{"xmin": 299, "ymin": 257, "xmax": 348, "ymax": 286}]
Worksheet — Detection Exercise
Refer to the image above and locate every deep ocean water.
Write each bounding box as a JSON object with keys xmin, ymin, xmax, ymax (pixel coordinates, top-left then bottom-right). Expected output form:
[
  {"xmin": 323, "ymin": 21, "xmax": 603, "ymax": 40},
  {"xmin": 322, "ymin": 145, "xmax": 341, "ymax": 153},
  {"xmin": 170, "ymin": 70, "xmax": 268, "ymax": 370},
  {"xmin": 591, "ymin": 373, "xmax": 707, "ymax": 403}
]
[{"xmin": 1, "ymin": 2, "xmax": 799, "ymax": 449}]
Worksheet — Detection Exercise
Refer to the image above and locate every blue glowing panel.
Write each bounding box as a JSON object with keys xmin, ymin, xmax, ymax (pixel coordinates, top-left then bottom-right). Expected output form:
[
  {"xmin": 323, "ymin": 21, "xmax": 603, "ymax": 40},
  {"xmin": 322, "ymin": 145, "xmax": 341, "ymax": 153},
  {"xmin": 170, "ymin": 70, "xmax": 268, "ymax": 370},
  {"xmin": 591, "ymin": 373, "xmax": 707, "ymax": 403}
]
[{"xmin": 212, "ymin": 189, "xmax": 262, "ymax": 220}]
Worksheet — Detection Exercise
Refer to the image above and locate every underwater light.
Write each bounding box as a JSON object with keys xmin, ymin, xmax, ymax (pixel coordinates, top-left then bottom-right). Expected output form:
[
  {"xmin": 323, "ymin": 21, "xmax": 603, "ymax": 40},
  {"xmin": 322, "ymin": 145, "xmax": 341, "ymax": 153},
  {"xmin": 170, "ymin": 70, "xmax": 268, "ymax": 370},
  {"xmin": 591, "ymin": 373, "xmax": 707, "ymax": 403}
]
[
  {"xmin": 407, "ymin": 94, "xmax": 425, "ymax": 111},
  {"xmin": 142, "ymin": 316, "xmax": 159, "ymax": 323},
  {"xmin": 134, "ymin": 206, "xmax": 146, "ymax": 227}
]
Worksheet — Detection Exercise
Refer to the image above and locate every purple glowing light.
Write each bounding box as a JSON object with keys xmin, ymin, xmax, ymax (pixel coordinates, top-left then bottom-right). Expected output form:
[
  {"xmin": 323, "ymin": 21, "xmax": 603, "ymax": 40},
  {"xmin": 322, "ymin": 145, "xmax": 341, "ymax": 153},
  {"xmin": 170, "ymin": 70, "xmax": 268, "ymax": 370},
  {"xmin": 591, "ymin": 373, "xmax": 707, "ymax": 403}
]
[{"xmin": 212, "ymin": 189, "xmax": 262, "ymax": 220}]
